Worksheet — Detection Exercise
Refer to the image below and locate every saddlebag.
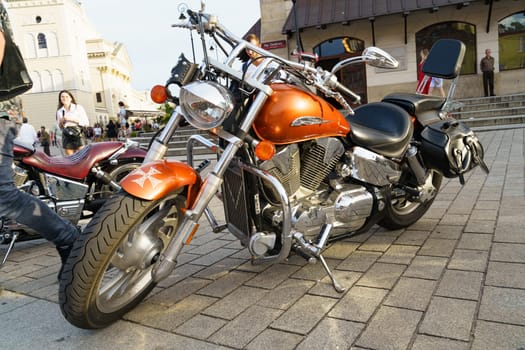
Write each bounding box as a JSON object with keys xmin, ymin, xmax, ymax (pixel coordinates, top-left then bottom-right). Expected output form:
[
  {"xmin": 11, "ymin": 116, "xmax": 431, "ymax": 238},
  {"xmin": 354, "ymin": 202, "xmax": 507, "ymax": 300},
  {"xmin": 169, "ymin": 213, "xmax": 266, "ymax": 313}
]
[{"xmin": 420, "ymin": 119, "xmax": 485, "ymax": 179}]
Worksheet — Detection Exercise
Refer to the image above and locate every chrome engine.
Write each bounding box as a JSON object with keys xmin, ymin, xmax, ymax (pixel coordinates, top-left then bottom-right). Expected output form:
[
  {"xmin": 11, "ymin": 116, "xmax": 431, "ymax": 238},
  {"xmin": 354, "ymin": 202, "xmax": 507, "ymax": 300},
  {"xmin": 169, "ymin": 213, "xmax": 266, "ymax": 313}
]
[{"xmin": 258, "ymin": 138, "xmax": 402, "ymax": 241}]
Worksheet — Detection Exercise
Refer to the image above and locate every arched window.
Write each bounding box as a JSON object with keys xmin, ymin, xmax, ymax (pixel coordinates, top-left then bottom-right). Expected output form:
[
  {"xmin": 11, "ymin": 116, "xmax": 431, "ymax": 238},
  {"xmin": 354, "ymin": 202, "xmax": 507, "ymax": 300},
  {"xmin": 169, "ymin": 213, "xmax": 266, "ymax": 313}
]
[
  {"xmin": 52, "ymin": 69, "xmax": 64, "ymax": 91},
  {"xmin": 24, "ymin": 33, "xmax": 36, "ymax": 58},
  {"xmin": 37, "ymin": 33, "xmax": 47, "ymax": 49},
  {"xmin": 498, "ymin": 11, "xmax": 525, "ymax": 70},
  {"xmin": 29, "ymin": 71, "xmax": 42, "ymax": 93},
  {"xmin": 416, "ymin": 21, "xmax": 476, "ymax": 75},
  {"xmin": 41, "ymin": 70, "xmax": 53, "ymax": 91}
]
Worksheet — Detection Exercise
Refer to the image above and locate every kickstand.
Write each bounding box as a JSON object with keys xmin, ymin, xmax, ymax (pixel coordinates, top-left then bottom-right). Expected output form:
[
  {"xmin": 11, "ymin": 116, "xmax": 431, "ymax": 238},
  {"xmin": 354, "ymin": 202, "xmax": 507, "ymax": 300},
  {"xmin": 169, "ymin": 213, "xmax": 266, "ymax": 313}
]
[
  {"xmin": 0, "ymin": 232, "xmax": 19, "ymax": 268},
  {"xmin": 318, "ymin": 254, "xmax": 345, "ymax": 293}
]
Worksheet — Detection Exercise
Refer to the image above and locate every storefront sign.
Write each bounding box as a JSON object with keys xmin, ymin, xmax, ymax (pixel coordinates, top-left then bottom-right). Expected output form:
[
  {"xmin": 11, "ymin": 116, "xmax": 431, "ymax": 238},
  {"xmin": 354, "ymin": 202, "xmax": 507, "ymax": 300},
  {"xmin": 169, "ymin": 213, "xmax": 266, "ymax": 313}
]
[{"xmin": 262, "ymin": 40, "xmax": 287, "ymax": 50}]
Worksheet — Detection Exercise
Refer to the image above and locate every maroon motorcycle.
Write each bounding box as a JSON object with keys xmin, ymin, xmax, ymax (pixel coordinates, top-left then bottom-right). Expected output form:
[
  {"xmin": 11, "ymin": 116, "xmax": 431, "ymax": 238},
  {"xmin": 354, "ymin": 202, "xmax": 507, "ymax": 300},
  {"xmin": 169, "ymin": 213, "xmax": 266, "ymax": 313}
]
[{"xmin": 0, "ymin": 139, "xmax": 146, "ymax": 265}]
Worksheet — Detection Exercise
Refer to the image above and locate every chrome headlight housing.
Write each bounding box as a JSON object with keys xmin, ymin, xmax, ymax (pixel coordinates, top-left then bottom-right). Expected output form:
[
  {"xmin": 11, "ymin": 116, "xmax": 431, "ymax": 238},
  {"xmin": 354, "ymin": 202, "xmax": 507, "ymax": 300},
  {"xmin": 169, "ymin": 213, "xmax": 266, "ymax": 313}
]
[{"xmin": 179, "ymin": 81, "xmax": 234, "ymax": 130}]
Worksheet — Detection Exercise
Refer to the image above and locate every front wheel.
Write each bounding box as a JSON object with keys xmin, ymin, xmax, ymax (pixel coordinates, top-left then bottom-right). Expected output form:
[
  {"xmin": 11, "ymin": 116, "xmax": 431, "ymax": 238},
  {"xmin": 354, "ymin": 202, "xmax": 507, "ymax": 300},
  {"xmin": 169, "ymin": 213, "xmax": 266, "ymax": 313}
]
[
  {"xmin": 59, "ymin": 191, "xmax": 184, "ymax": 329},
  {"xmin": 379, "ymin": 169, "xmax": 443, "ymax": 230}
]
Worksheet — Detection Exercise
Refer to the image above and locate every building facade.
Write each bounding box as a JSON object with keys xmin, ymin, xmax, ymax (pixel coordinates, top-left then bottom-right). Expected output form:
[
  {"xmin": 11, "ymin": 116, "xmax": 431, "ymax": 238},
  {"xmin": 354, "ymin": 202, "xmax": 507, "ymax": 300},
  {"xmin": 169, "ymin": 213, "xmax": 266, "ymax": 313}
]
[
  {"xmin": 6, "ymin": 0, "xmax": 158, "ymax": 130},
  {"xmin": 258, "ymin": 0, "xmax": 524, "ymax": 103}
]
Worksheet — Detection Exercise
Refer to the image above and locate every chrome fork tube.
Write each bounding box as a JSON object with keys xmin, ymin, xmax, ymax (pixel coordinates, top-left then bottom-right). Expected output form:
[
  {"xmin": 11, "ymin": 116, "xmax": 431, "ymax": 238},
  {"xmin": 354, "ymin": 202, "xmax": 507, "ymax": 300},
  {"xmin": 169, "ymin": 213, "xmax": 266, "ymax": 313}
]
[{"xmin": 144, "ymin": 109, "xmax": 183, "ymax": 163}]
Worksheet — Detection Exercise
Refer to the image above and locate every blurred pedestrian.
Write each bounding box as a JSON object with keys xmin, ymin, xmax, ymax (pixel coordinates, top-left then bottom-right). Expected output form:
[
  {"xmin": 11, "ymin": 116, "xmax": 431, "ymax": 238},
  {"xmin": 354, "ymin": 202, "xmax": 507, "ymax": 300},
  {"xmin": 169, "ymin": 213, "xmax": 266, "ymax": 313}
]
[
  {"xmin": 480, "ymin": 48, "xmax": 495, "ymax": 97},
  {"xmin": 106, "ymin": 120, "xmax": 118, "ymax": 141},
  {"xmin": 15, "ymin": 116, "xmax": 38, "ymax": 146},
  {"xmin": 56, "ymin": 90, "xmax": 89, "ymax": 155},
  {"xmin": 416, "ymin": 48, "xmax": 430, "ymax": 95},
  {"xmin": 429, "ymin": 77, "xmax": 446, "ymax": 97},
  {"xmin": 39, "ymin": 125, "xmax": 51, "ymax": 156}
]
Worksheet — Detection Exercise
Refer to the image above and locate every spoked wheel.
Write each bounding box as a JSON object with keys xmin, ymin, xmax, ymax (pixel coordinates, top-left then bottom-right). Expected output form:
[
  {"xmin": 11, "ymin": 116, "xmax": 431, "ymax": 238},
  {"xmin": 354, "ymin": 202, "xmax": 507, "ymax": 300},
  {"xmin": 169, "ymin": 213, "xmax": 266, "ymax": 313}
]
[
  {"xmin": 59, "ymin": 191, "xmax": 184, "ymax": 329},
  {"xmin": 379, "ymin": 169, "xmax": 443, "ymax": 230},
  {"xmin": 98, "ymin": 162, "xmax": 143, "ymax": 198}
]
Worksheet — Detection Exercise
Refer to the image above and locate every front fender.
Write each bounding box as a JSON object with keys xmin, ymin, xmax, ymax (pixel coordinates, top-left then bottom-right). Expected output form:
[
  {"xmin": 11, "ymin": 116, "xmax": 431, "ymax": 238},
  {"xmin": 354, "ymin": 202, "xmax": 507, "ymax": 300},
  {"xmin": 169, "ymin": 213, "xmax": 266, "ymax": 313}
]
[{"xmin": 121, "ymin": 159, "xmax": 202, "ymax": 205}]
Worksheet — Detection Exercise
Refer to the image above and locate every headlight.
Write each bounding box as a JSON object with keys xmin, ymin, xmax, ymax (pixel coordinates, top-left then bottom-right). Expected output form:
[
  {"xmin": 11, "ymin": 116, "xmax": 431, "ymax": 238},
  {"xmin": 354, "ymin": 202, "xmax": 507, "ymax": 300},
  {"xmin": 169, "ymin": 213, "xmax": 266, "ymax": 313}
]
[{"xmin": 179, "ymin": 81, "xmax": 234, "ymax": 130}]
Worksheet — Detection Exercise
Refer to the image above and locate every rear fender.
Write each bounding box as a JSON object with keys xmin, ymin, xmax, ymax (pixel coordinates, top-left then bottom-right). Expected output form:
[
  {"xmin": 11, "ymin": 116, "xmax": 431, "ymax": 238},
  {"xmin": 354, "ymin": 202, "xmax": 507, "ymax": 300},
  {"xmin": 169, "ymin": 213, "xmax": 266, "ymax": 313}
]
[{"xmin": 121, "ymin": 160, "xmax": 202, "ymax": 207}]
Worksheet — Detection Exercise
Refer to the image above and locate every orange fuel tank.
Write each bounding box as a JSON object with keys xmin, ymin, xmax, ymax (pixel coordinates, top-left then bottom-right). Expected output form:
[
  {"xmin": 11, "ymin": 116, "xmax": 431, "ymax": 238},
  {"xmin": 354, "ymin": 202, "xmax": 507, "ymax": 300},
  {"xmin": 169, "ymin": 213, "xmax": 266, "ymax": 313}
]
[{"xmin": 253, "ymin": 83, "xmax": 350, "ymax": 145}]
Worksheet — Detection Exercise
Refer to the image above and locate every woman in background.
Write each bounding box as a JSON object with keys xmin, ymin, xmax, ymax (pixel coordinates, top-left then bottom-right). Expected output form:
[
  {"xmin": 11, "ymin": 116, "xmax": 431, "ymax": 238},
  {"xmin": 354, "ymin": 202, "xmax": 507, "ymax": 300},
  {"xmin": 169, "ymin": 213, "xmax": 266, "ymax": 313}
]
[{"xmin": 56, "ymin": 90, "xmax": 89, "ymax": 155}]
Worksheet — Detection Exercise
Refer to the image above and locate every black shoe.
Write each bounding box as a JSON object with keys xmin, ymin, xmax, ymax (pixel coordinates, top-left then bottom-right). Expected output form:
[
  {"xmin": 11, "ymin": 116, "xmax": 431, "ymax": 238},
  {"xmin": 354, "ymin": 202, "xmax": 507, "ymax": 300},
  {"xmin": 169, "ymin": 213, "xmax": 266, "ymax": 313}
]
[{"xmin": 56, "ymin": 244, "xmax": 73, "ymax": 281}]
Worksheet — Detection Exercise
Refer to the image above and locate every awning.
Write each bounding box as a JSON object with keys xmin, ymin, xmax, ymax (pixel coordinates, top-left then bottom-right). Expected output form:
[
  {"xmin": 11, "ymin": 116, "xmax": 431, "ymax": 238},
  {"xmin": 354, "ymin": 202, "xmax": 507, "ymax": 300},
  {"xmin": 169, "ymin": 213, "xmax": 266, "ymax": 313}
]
[{"xmin": 282, "ymin": 0, "xmax": 480, "ymax": 33}]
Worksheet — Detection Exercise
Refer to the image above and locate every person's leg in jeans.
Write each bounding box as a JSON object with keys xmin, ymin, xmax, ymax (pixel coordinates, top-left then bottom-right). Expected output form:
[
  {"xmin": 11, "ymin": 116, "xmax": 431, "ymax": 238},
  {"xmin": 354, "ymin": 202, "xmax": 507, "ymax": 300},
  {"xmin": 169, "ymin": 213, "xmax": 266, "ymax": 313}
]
[
  {"xmin": 0, "ymin": 118, "xmax": 79, "ymax": 277},
  {"xmin": 482, "ymin": 71, "xmax": 489, "ymax": 97}
]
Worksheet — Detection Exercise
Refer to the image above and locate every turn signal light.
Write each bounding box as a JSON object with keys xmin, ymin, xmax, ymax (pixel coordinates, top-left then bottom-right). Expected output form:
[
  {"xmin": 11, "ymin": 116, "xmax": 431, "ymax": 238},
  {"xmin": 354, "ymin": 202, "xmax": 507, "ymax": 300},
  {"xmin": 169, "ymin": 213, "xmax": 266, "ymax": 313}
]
[
  {"xmin": 254, "ymin": 140, "xmax": 276, "ymax": 161},
  {"xmin": 150, "ymin": 85, "xmax": 168, "ymax": 103}
]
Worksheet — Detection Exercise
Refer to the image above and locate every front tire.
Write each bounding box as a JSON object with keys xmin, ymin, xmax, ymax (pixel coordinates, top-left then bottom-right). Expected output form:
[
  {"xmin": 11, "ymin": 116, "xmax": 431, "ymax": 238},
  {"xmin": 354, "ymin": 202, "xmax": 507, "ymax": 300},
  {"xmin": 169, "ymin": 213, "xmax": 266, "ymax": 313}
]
[
  {"xmin": 59, "ymin": 191, "xmax": 184, "ymax": 329},
  {"xmin": 379, "ymin": 170, "xmax": 443, "ymax": 230}
]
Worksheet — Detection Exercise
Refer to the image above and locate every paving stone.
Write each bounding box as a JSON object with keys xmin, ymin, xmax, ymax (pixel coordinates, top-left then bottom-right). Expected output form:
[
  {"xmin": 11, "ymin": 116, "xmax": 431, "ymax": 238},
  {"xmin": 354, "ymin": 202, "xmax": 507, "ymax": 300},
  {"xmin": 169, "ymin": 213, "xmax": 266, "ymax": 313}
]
[
  {"xmin": 190, "ymin": 248, "xmax": 238, "ymax": 266},
  {"xmin": 245, "ymin": 263, "xmax": 301, "ymax": 289},
  {"xmin": 174, "ymin": 314, "xmax": 227, "ymax": 340},
  {"xmin": 490, "ymin": 242, "xmax": 525, "ymax": 262},
  {"xmin": 384, "ymin": 277, "xmax": 436, "ymax": 311},
  {"xmin": 456, "ymin": 233, "xmax": 493, "ymax": 251},
  {"xmin": 198, "ymin": 270, "xmax": 256, "ymax": 298},
  {"xmin": 418, "ymin": 238, "xmax": 457, "ymax": 257},
  {"xmin": 403, "ymin": 256, "xmax": 448, "ymax": 280},
  {"xmin": 157, "ymin": 263, "xmax": 206, "ymax": 288},
  {"xmin": 430, "ymin": 225, "xmax": 463, "ymax": 240},
  {"xmin": 464, "ymin": 219, "xmax": 496, "ymax": 234},
  {"xmin": 336, "ymin": 251, "xmax": 382, "ymax": 272},
  {"xmin": 474, "ymin": 200, "xmax": 500, "ymax": 210},
  {"xmin": 378, "ymin": 244, "xmax": 419, "ymax": 265},
  {"xmin": 494, "ymin": 216, "xmax": 525, "ymax": 243},
  {"xmin": 448, "ymin": 249, "xmax": 489, "ymax": 272},
  {"xmin": 328, "ymin": 286, "xmax": 387, "ymax": 322},
  {"xmin": 485, "ymin": 261, "xmax": 525, "ymax": 289},
  {"xmin": 355, "ymin": 306, "xmax": 422, "ymax": 350},
  {"xmin": 322, "ymin": 241, "xmax": 359, "ymax": 259},
  {"xmin": 439, "ymin": 213, "xmax": 469, "ymax": 226},
  {"xmin": 412, "ymin": 335, "xmax": 469, "ymax": 350},
  {"xmin": 126, "ymin": 294, "xmax": 217, "ymax": 331},
  {"xmin": 419, "ymin": 296, "xmax": 477, "ymax": 341},
  {"xmin": 271, "ymin": 294, "xmax": 337, "ymax": 335},
  {"xmin": 435, "ymin": 270, "xmax": 483, "ymax": 300},
  {"xmin": 209, "ymin": 305, "xmax": 283, "ymax": 348},
  {"xmin": 296, "ymin": 317, "xmax": 364, "ymax": 350},
  {"xmin": 358, "ymin": 235, "xmax": 396, "ymax": 252},
  {"xmin": 193, "ymin": 257, "xmax": 246, "ymax": 280},
  {"xmin": 470, "ymin": 209, "xmax": 498, "ymax": 221},
  {"xmin": 479, "ymin": 286, "xmax": 525, "ymax": 326},
  {"xmin": 202, "ymin": 286, "xmax": 268, "ymax": 320},
  {"xmin": 257, "ymin": 278, "xmax": 314, "ymax": 310},
  {"xmin": 408, "ymin": 218, "xmax": 439, "ymax": 231},
  {"xmin": 148, "ymin": 277, "xmax": 212, "ymax": 306},
  {"xmin": 356, "ymin": 262, "xmax": 405, "ymax": 289},
  {"xmin": 185, "ymin": 238, "xmax": 231, "ymax": 255},
  {"xmin": 394, "ymin": 230, "xmax": 430, "ymax": 245},
  {"xmin": 246, "ymin": 329, "xmax": 303, "ymax": 350},
  {"xmin": 471, "ymin": 320, "xmax": 525, "ymax": 350},
  {"xmin": 0, "ymin": 290, "xmax": 36, "ymax": 314}
]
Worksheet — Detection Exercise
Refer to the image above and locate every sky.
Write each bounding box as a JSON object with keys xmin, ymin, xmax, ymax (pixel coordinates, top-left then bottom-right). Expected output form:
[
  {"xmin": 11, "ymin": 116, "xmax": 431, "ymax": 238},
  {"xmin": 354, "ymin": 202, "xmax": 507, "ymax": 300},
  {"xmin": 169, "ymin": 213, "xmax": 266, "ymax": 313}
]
[{"xmin": 82, "ymin": 0, "xmax": 261, "ymax": 91}]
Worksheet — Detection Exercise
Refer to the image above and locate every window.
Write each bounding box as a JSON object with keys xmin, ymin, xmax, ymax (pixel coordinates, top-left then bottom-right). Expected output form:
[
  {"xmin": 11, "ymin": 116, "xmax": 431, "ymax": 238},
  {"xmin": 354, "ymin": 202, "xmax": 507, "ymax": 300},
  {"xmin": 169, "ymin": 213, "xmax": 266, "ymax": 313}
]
[
  {"xmin": 313, "ymin": 37, "xmax": 364, "ymax": 57},
  {"xmin": 498, "ymin": 11, "xmax": 525, "ymax": 70},
  {"xmin": 416, "ymin": 21, "xmax": 476, "ymax": 75},
  {"xmin": 96, "ymin": 92, "xmax": 102, "ymax": 103},
  {"xmin": 37, "ymin": 33, "xmax": 47, "ymax": 49}
]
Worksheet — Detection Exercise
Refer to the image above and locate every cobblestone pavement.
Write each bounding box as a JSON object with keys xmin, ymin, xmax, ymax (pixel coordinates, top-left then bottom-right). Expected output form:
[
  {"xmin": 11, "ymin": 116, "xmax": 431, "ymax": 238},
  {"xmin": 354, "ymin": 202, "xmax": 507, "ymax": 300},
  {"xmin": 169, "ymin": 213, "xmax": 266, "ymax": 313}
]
[{"xmin": 1, "ymin": 129, "xmax": 524, "ymax": 349}]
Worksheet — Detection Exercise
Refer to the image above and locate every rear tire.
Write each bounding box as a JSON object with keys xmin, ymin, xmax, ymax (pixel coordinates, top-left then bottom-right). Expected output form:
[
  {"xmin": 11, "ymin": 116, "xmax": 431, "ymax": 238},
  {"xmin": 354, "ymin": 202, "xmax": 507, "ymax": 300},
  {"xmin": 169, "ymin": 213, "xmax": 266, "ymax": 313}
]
[
  {"xmin": 379, "ymin": 170, "xmax": 443, "ymax": 230},
  {"xmin": 59, "ymin": 192, "xmax": 184, "ymax": 329}
]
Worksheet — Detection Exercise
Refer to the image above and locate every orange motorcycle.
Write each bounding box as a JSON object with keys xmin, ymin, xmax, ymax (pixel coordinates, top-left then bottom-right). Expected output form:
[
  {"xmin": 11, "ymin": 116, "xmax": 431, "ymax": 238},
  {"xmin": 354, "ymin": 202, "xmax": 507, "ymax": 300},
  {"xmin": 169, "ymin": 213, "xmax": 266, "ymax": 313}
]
[{"xmin": 59, "ymin": 6, "xmax": 488, "ymax": 329}]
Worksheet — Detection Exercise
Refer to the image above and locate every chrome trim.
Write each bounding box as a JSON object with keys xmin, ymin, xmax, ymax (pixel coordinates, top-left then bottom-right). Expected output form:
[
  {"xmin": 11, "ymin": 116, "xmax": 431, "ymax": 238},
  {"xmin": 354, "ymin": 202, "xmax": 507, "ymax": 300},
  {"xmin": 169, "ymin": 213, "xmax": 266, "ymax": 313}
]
[{"xmin": 290, "ymin": 116, "xmax": 331, "ymax": 127}]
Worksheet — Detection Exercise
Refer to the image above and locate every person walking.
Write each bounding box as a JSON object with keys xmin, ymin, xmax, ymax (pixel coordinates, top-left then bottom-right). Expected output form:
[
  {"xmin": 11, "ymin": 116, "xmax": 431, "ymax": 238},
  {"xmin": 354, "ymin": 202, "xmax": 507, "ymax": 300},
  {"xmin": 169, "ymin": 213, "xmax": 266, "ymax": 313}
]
[
  {"xmin": 416, "ymin": 48, "xmax": 431, "ymax": 95},
  {"xmin": 106, "ymin": 120, "xmax": 118, "ymax": 141},
  {"xmin": 480, "ymin": 48, "xmax": 495, "ymax": 97},
  {"xmin": 56, "ymin": 90, "xmax": 89, "ymax": 155},
  {"xmin": 15, "ymin": 116, "xmax": 37, "ymax": 146},
  {"xmin": 0, "ymin": 0, "xmax": 79, "ymax": 279},
  {"xmin": 39, "ymin": 126, "xmax": 51, "ymax": 156}
]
